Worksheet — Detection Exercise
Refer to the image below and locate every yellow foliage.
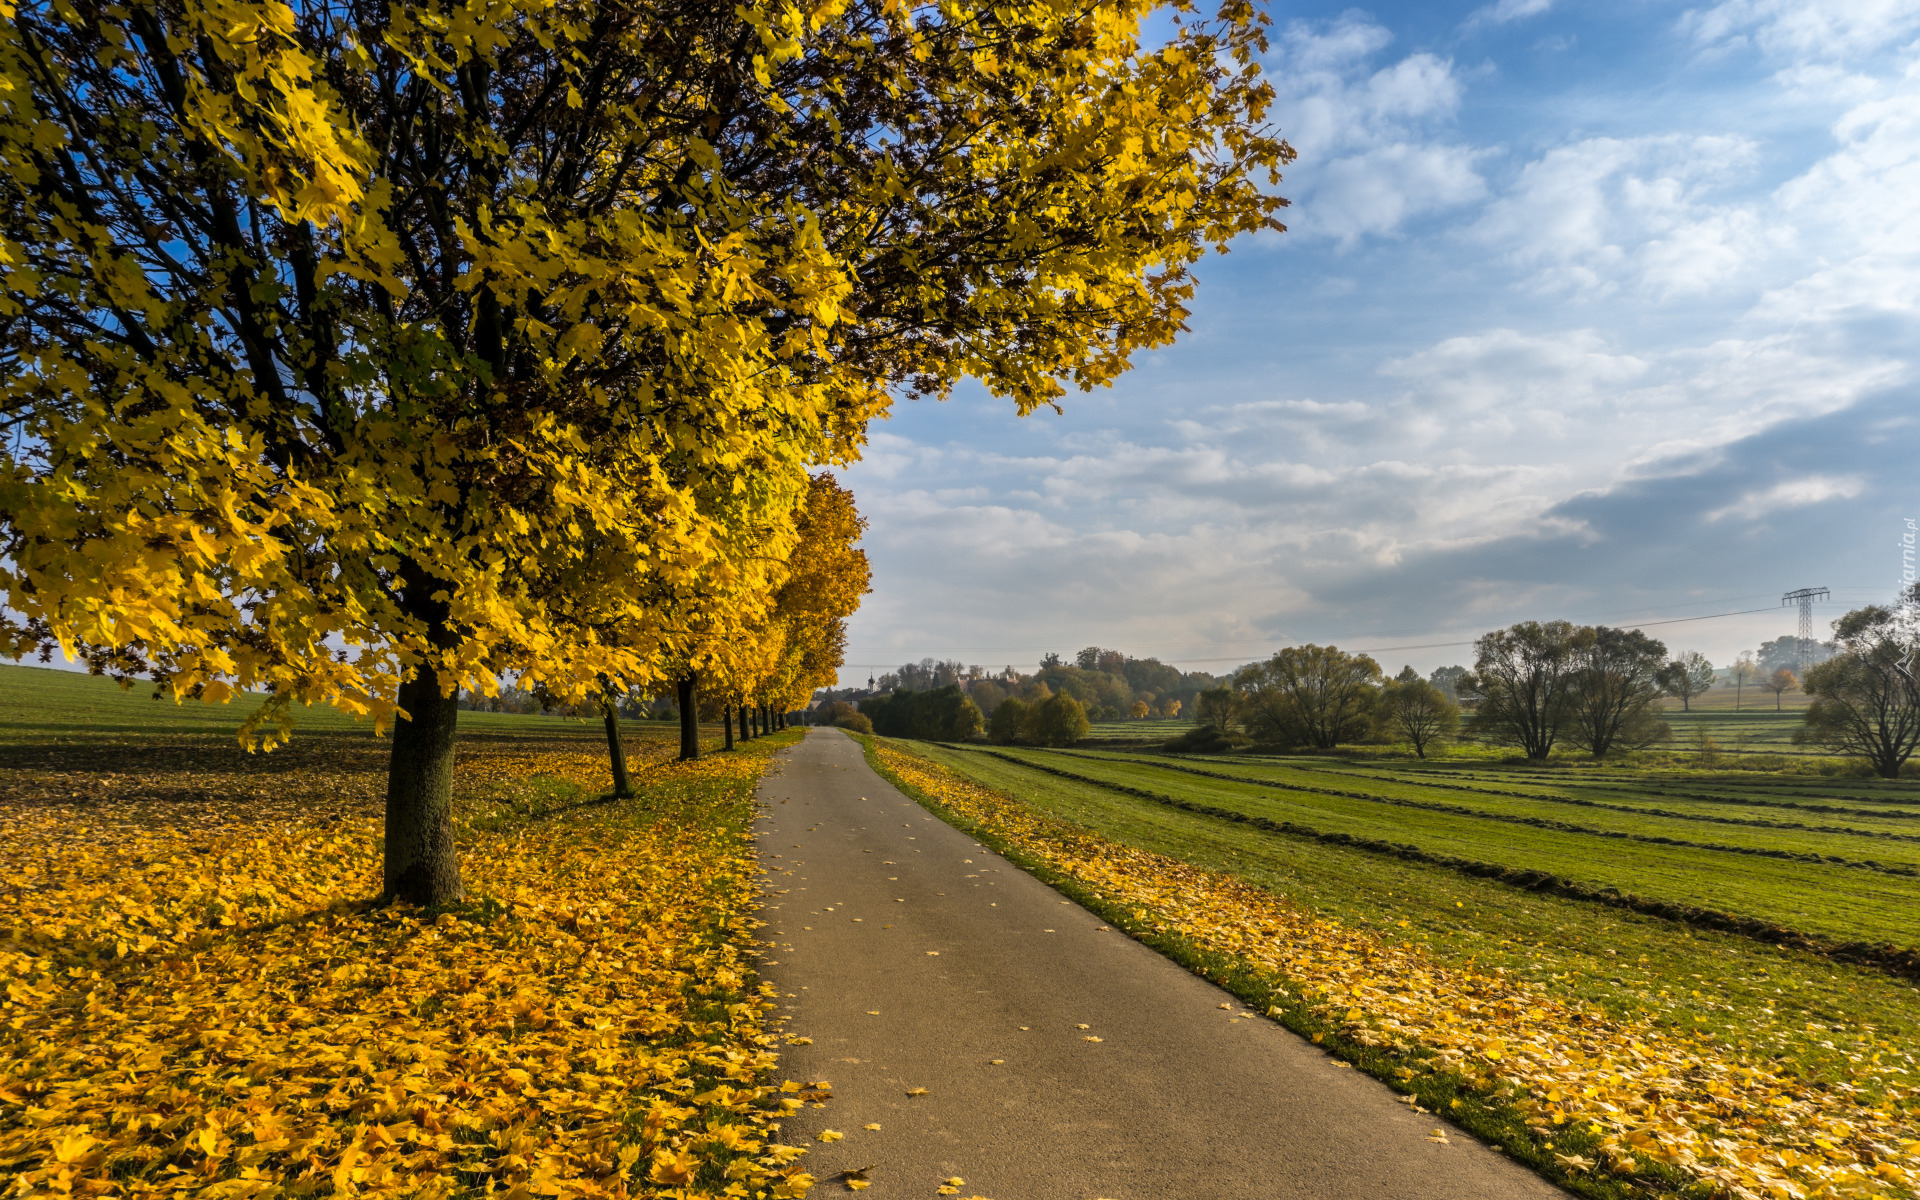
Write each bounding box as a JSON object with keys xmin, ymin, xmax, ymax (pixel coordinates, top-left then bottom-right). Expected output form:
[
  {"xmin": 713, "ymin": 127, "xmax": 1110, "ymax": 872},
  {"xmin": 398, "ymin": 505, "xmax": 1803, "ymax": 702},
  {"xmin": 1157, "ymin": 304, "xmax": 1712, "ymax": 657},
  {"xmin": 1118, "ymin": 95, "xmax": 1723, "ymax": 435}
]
[
  {"xmin": 871, "ymin": 741, "xmax": 1920, "ymax": 1200},
  {"xmin": 0, "ymin": 0, "xmax": 1285, "ymax": 744},
  {"xmin": 0, "ymin": 737, "xmax": 815, "ymax": 1198}
]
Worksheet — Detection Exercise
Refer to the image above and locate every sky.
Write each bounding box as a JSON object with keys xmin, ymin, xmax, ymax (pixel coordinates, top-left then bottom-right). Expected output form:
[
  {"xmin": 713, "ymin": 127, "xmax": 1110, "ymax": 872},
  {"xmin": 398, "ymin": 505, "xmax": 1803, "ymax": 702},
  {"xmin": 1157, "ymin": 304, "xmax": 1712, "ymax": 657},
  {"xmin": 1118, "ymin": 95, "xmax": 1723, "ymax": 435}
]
[{"xmin": 834, "ymin": 0, "xmax": 1920, "ymax": 684}]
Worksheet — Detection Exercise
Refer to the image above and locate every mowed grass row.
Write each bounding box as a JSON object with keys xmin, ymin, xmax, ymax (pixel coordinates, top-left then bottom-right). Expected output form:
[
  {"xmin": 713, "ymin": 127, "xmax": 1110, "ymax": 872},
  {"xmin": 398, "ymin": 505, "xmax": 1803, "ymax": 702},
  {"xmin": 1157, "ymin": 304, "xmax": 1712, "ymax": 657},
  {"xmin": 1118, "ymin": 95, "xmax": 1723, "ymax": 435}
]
[
  {"xmin": 1310, "ymin": 762, "xmax": 1920, "ymax": 824},
  {"xmin": 967, "ymin": 745, "xmax": 1920, "ymax": 951},
  {"xmin": 1119, "ymin": 751, "xmax": 1920, "ymax": 841},
  {"xmin": 898, "ymin": 739, "xmax": 1920, "ymax": 1101},
  {"xmin": 1379, "ymin": 758, "xmax": 1920, "ymax": 805},
  {"xmin": 1053, "ymin": 748, "xmax": 1920, "ymax": 876}
]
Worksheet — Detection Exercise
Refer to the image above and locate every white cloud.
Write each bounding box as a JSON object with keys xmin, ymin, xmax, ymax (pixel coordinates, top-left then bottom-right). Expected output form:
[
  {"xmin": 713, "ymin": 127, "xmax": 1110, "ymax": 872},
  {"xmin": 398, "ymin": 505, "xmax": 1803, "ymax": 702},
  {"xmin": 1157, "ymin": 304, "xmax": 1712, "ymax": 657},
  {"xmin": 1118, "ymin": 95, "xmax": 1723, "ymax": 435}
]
[
  {"xmin": 1311, "ymin": 144, "xmax": 1489, "ymax": 243},
  {"xmin": 1472, "ymin": 135, "xmax": 1770, "ymax": 297},
  {"xmin": 1681, "ymin": 0, "xmax": 1920, "ymax": 60},
  {"xmin": 1269, "ymin": 17, "xmax": 1484, "ymax": 242},
  {"xmin": 1757, "ymin": 62, "xmax": 1920, "ymax": 322},
  {"xmin": 1706, "ymin": 474, "xmax": 1865, "ymax": 521},
  {"xmin": 1464, "ymin": 0, "xmax": 1553, "ymax": 31},
  {"xmin": 1381, "ymin": 328, "xmax": 1650, "ymax": 415}
]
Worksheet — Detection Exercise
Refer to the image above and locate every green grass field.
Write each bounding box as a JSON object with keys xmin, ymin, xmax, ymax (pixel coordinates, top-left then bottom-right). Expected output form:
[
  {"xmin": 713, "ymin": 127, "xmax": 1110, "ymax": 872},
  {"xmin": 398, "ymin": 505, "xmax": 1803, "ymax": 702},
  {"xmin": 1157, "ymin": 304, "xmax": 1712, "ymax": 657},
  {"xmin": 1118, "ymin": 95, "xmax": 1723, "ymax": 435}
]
[
  {"xmin": 897, "ymin": 736, "xmax": 1920, "ymax": 1101},
  {"xmin": 0, "ymin": 664, "xmax": 704, "ymax": 815},
  {"xmin": 0, "ymin": 662, "xmax": 686, "ymax": 744}
]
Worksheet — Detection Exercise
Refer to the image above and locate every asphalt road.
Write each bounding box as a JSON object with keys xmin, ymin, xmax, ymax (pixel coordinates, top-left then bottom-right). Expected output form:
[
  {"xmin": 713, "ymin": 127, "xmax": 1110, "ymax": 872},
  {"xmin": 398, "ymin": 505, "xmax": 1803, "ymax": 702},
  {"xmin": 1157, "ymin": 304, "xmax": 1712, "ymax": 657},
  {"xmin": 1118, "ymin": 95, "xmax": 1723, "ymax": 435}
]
[{"xmin": 757, "ymin": 727, "xmax": 1566, "ymax": 1200}]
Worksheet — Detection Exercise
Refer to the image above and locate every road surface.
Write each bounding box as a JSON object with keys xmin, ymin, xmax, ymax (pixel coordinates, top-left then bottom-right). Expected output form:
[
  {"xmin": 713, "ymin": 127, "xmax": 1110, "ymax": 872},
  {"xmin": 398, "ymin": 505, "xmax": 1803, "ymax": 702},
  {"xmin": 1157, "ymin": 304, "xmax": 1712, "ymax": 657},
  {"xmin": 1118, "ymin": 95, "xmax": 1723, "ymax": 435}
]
[{"xmin": 756, "ymin": 728, "xmax": 1564, "ymax": 1200}]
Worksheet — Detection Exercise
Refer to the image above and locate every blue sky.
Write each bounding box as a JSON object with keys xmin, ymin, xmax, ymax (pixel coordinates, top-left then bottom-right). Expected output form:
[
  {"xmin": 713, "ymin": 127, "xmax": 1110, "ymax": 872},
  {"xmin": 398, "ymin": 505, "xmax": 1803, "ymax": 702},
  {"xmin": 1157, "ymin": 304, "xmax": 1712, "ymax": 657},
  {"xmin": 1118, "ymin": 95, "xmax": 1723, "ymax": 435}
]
[{"xmin": 835, "ymin": 0, "xmax": 1920, "ymax": 682}]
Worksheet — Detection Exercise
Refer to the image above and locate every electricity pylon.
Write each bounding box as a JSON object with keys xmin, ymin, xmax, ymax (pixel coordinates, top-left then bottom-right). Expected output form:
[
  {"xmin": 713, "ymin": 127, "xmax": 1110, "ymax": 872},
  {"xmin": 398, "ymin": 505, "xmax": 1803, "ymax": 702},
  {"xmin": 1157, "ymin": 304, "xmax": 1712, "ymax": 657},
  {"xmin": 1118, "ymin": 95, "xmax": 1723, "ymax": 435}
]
[{"xmin": 1782, "ymin": 588, "xmax": 1830, "ymax": 675}]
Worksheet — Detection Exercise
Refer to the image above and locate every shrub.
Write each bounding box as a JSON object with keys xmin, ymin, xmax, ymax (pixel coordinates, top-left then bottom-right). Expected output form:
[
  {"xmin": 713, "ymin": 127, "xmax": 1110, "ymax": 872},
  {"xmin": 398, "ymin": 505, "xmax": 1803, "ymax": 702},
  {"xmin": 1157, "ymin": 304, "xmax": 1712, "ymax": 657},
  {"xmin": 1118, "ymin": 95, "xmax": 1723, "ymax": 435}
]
[{"xmin": 833, "ymin": 710, "xmax": 874, "ymax": 734}]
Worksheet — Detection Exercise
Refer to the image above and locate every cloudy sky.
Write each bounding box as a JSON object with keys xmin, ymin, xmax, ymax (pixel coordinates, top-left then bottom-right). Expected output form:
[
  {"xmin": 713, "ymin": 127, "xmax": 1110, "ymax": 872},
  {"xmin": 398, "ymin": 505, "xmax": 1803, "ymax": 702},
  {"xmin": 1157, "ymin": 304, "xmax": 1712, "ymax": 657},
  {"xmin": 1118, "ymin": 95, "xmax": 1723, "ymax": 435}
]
[{"xmin": 835, "ymin": 0, "xmax": 1920, "ymax": 683}]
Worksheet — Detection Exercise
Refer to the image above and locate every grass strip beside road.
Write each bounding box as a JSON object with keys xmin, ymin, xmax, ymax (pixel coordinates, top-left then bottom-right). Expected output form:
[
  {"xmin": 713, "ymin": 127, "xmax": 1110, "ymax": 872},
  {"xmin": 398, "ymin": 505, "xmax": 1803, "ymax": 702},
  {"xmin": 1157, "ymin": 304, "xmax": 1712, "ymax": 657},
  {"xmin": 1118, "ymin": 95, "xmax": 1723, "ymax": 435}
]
[
  {"xmin": 860, "ymin": 736, "xmax": 1920, "ymax": 1200},
  {"xmin": 0, "ymin": 731, "xmax": 815, "ymax": 1200}
]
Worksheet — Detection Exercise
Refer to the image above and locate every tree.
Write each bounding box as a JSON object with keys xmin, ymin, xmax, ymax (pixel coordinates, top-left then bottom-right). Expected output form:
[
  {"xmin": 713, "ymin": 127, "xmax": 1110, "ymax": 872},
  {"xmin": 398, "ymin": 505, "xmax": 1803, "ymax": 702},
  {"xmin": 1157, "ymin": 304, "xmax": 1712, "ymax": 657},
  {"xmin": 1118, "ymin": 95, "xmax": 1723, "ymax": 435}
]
[
  {"xmin": 968, "ymin": 679, "xmax": 1008, "ymax": 716},
  {"xmin": 737, "ymin": 474, "xmax": 871, "ymax": 730},
  {"xmin": 1236, "ymin": 645, "xmax": 1381, "ymax": 749},
  {"xmin": 1757, "ymin": 636, "xmax": 1834, "ymax": 675},
  {"xmin": 1466, "ymin": 620, "xmax": 1578, "ymax": 760},
  {"xmin": 989, "ymin": 698, "xmax": 1031, "ymax": 745},
  {"xmin": 1729, "ymin": 654, "xmax": 1759, "ymax": 711},
  {"xmin": 1130, "ymin": 700, "xmax": 1151, "ymax": 720},
  {"xmin": 601, "ymin": 687, "xmax": 637, "ymax": 799},
  {"xmin": 2, "ymin": 0, "xmax": 1285, "ymax": 903},
  {"xmin": 1796, "ymin": 606, "xmax": 1920, "ymax": 778},
  {"xmin": 1029, "ymin": 694, "xmax": 1091, "ymax": 747},
  {"xmin": 1428, "ymin": 665, "xmax": 1471, "ymax": 702},
  {"xmin": 1656, "ymin": 652, "xmax": 1716, "ymax": 712},
  {"xmin": 1564, "ymin": 626, "xmax": 1670, "ymax": 757},
  {"xmin": 1194, "ymin": 687, "xmax": 1241, "ymax": 734},
  {"xmin": 1162, "ymin": 699, "xmax": 1184, "ymax": 719},
  {"xmin": 1380, "ymin": 676, "xmax": 1459, "ymax": 758},
  {"xmin": 1762, "ymin": 667, "xmax": 1798, "ymax": 710}
]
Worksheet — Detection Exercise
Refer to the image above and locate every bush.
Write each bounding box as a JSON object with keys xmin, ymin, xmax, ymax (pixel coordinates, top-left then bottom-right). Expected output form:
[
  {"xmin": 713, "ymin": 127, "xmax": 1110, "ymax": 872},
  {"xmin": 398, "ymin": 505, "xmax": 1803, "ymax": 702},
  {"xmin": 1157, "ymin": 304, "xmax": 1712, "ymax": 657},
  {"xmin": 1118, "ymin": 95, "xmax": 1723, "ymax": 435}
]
[{"xmin": 833, "ymin": 710, "xmax": 874, "ymax": 734}]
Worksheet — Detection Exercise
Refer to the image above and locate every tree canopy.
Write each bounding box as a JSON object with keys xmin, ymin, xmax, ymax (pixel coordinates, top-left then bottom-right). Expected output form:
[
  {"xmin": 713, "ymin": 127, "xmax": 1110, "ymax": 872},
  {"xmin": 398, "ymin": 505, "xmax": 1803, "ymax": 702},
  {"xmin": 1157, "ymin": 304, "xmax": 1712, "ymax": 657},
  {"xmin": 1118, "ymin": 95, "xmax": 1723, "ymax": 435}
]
[
  {"xmin": 1797, "ymin": 605, "xmax": 1920, "ymax": 778},
  {"xmin": 1, "ymin": 0, "xmax": 1289, "ymax": 901},
  {"xmin": 1236, "ymin": 644, "xmax": 1381, "ymax": 749}
]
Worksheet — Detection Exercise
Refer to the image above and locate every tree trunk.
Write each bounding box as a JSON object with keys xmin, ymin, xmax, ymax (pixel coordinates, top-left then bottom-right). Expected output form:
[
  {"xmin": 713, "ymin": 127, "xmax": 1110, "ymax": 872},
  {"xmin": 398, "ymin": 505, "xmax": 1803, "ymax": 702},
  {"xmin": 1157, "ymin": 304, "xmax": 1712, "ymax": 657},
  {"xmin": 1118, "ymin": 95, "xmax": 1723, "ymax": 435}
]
[
  {"xmin": 678, "ymin": 672, "xmax": 700, "ymax": 761},
  {"xmin": 603, "ymin": 692, "xmax": 635, "ymax": 797},
  {"xmin": 723, "ymin": 703, "xmax": 735, "ymax": 750},
  {"xmin": 385, "ymin": 661, "xmax": 464, "ymax": 905}
]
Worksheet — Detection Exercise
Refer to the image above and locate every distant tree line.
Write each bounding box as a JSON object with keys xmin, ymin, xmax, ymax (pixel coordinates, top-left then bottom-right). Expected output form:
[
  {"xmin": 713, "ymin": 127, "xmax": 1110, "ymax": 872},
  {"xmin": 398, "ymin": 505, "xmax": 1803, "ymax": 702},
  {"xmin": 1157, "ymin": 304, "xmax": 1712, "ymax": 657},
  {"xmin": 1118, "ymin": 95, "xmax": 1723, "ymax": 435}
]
[{"xmin": 804, "ymin": 601, "xmax": 1920, "ymax": 775}]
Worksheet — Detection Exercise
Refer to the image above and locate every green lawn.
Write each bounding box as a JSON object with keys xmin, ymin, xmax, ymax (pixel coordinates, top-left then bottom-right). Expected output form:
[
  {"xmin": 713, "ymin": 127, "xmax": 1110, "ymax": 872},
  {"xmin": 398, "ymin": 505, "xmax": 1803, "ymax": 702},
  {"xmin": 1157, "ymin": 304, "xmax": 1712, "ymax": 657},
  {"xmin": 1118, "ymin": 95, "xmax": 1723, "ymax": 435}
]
[
  {"xmin": 0, "ymin": 662, "xmax": 676, "ymax": 743},
  {"xmin": 897, "ymin": 737, "xmax": 1920, "ymax": 1100}
]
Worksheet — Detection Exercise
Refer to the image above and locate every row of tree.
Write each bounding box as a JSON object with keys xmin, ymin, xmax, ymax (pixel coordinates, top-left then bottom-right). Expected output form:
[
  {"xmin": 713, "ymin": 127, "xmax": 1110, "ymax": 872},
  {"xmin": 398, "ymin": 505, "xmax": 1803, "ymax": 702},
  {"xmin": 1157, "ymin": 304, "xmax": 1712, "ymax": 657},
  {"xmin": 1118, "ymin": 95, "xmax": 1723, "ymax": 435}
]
[
  {"xmin": 1186, "ymin": 604, "xmax": 1920, "ymax": 775},
  {"xmin": 0, "ymin": 0, "xmax": 1288, "ymax": 903},
  {"xmin": 838, "ymin": 649, "xmax": 1219, "ymax": 725}
]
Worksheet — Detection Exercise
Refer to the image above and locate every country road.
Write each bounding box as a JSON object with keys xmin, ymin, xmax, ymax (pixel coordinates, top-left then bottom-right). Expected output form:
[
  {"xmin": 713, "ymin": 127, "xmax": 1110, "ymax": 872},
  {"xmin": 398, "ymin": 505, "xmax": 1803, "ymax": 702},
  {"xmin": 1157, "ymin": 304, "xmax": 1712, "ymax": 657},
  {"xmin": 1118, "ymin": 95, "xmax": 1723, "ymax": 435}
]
[{"xmin": 757, "ymin": 727, "xmax": 1566, "ymax": 1200}]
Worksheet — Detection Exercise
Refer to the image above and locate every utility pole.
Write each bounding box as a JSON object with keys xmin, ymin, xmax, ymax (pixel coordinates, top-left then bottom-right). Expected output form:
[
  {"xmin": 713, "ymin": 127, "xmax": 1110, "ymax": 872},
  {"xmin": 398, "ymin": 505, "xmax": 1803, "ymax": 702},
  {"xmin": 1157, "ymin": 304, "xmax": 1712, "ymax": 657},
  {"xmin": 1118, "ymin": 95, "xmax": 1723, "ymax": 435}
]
[{"xmin": 1782, "ymin": 588, "xmax": 1830, "ymax": 676}]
